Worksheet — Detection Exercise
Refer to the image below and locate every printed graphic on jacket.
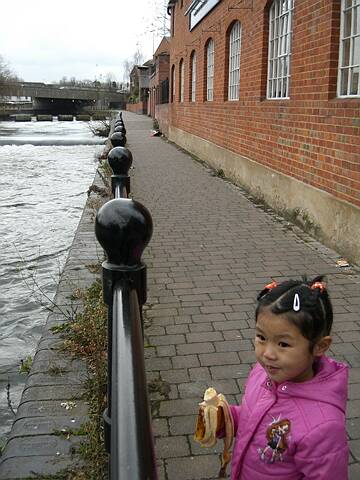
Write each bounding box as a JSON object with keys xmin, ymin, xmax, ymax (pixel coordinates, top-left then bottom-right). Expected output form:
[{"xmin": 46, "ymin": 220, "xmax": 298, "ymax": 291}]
[{"xmin": 258, "ymin": 416, "xmax": 291, "ymax": 464}]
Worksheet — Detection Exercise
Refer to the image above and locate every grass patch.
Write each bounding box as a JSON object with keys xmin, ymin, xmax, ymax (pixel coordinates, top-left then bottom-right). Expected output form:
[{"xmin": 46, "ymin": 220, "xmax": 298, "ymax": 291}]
[
  {"xmin": 50, "ymin": 279, "xmax": 108, "ymax": 479},
  {"xmin": 19, "ymin": 355, "xmax": 33, "ymax": 375}
]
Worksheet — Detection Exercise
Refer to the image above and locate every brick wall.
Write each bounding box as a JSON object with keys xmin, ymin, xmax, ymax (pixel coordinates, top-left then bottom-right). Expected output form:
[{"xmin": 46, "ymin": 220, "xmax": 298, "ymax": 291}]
[
  {"xmin": 169, "ymin": 0, "xmax": 360, "ymax": 208},
  {"xmin": 126, "ymin": 101, "xmax": 148, "ymax": 114},
  {"xmin": 155, "ymin": 103, "xmax": 170, "ymax": 136}
]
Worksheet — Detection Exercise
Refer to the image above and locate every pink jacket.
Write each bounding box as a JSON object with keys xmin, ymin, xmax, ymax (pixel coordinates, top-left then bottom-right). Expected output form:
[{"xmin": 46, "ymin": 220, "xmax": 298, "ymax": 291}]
[{"xmin": 229, "ymin": 356, "xmax": 348, "ymax": 479}]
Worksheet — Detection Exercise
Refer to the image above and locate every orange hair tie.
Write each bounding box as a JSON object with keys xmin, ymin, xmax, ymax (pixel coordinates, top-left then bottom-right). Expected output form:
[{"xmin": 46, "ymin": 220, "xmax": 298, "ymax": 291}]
[
  {"xmin": 264, "ymin": 281, "xmax": 278, "ymax": 291},
  {"xmin": 311, "ymin": 281, "xmax": 326, "ymax": 292}
]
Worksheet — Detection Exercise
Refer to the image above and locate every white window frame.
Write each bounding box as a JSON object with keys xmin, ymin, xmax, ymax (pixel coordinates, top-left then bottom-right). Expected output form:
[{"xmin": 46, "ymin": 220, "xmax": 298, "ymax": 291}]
[
  {"xmin": 180, "ymin": 60, "xmax": 185, "ymax": 102},
  {"xmin": 191, "ymin": 52, "xmax": 197, "ymax": 102},
  {"xmin": 267, "ymin": 0, "xmax": 294, "ymax": 99},
  {"xmin": 206, "ymin": 39, "xmax": 214, "ymax": 101},
  {"xmin": 338, "ymin": 0, "xmax": 360, "ymax": 97},
  {"xmin": 228, "ymin": 21, "xmax": 241, "ymax": 101}
]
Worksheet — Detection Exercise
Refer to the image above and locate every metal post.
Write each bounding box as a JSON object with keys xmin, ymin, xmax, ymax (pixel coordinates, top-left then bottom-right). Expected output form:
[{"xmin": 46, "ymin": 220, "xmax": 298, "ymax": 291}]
[
  {"xmin": 107, "ymin": 146, "xmax": 132, "ymax": 198},
  {"xmin": 95, "ymin": 197, "xmax": 153, "ymax": 478},
  {"xmin": 110, "ymin": 131, "xmax": 127, "ymax": 147}
]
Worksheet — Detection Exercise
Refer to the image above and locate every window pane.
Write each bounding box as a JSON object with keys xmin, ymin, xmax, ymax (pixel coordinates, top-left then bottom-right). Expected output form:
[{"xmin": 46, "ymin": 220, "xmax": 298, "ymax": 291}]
[
  {"xmin": 350, "ymin": 66, "xmax": 359, "ymax": 93},
  {"xmin": 283, "ymin": 77, "xmax": 288, "ymax": 97},
  {"xmin": 283, "ymin": 15, "xmax": 288, "ymax": 37},
  {"xmin": 342, "ymin": 38, "xmax": 351, "ymax": 66},
  {"xmin": 274, "ymin": 58, "xmax": 279, "ymax": 77},
  {"xmin": 353, "ymin": 35, "xmax": 360, "ymax": 64},
  {"xmin": 344, "ymin": 9, "xmax": 352, "ymax": 37},
  {"xmin": 340, "ymin": 68, "xmax": 349, "ymax": 95},
  {"xmin": 284, "ymin": 56, "xmax": 289, "ymax": 77},
  {"xmin": 354, "ymin": 6, "xmax": 360, "ymax": 34}
]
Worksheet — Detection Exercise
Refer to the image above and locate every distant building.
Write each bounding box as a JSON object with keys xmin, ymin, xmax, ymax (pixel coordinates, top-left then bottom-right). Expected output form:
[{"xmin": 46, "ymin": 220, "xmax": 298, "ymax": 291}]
[
  {"xmin": 128, "ymin": 61, "xmax": 153, "ymax": 114},
  {"xmin": 148, "ymin": 37, "xmax": 170, "ymax": 134},
  {"xmin": 165, "ymin": 0, "xmax": 360, "ymax": 264}
]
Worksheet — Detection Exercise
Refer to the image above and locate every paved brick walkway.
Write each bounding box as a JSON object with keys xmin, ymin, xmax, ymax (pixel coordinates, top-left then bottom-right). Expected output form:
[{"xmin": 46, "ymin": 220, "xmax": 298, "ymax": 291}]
[{"xmin": 124, "ymin": 111, "xmax": 360, "ymax": 480}]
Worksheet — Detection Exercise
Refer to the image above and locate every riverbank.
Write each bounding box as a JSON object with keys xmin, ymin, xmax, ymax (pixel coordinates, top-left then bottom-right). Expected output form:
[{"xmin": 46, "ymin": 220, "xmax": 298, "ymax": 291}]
[
  {"xmin": 0, "ymin": 119, "xmax": 104, "ymax": 446},
  {"xmin": 0, "ymin": 171, "xmax": 107, "ymax": 479}
]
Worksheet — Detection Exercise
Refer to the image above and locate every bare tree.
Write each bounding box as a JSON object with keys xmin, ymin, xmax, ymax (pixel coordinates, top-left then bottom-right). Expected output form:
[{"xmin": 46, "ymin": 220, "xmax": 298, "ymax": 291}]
[
  {"xmin": 122, "ymin": 47, "xmax": 145, "ymax": 86},
  {"xmin": 142, "ymin": 0, "xmax": 170, "ymax": 43},
  {"xmin": 105, "ymin": 72, "xmax": 118, "ymax": 88},
  {"xmin": 148, "ymin": 0, "xmax": 170, "ymax": 37},
  {"xmin": 0, "ymin": 54, "xmax": 21, "ymax": 84}
]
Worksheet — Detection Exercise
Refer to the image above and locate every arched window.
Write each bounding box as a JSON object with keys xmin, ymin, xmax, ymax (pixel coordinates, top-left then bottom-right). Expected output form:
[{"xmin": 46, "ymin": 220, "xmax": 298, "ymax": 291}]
[
  {"xmin": 206, "ymin": 39, "xmax": 215, "ymax": 101},
  {"xmin": 179, "ymin": 59, "xmax": 184, "ymax": 102},
  {"xmin": 171, "ymin": 64, "xmax": 176, "ymax": 103},
  {"xmin": 228, "ymin": 21, "xmax": 241, "ymax": 100},
  {"xmin": 191, "ymin": 51, "xmax": 197, "ymax": 102},
  {"xmin": 267, "ymin": 0, "xmax": 294, "ymax": 99}
]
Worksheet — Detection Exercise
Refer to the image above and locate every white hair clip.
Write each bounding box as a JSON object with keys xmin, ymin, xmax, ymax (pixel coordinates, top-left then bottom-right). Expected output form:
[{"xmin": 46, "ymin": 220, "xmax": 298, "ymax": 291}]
[{"xmin": 293, "ymin": 293, "xmax": 300, "ymax": 312}]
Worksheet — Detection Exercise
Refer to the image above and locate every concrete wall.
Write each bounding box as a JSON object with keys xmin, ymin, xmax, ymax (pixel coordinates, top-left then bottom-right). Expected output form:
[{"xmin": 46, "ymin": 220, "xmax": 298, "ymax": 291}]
[{"xmin": 169, "ymin": 125, "xmax": 360, "ymax": 265}]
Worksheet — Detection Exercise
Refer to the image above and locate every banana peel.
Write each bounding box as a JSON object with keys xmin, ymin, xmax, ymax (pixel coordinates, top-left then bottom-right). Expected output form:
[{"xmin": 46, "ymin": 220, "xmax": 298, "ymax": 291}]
[{"xmin": 194, "ymin": 387, "xmax": 234, "ymax": 478}]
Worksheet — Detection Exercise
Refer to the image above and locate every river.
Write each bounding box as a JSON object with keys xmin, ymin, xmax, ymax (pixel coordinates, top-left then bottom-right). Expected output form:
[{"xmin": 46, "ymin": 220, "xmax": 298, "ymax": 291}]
[{"xmin": 0, "ymin": 117, "xmax": 106, "ymax": 445}]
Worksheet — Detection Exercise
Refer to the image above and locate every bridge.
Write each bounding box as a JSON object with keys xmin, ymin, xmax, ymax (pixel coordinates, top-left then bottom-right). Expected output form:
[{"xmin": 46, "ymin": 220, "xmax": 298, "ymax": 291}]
[{"xmin": 0, "ymin": 81, "xmax": 127, "ymax": 114}]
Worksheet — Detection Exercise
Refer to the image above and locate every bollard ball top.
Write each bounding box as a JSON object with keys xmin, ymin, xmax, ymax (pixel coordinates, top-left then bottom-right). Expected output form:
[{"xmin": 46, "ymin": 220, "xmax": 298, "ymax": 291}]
[
  {"xmin": 113, "ymin": 125, "xmax": 126, "ymax": 134},
  {"xmin": 107, "ymin": 147, "xmax": 133, "ymax": 175},
  {"xmin": 110, "ymin": 132, "xmax": 126, "ymax": 147},
  {"xmin": 113, "ymin": 123, "xmax": 126, "ymax": 134},
  {"xmin": 95, "ymin": 198, "xmax": 153, "ymax": 266}
]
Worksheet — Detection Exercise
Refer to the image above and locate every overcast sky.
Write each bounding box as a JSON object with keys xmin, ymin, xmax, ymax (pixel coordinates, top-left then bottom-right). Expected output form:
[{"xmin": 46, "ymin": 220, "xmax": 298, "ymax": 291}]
[{"xmin": 0, "ymin": 0, "xmax": 169, "ymax": 83}]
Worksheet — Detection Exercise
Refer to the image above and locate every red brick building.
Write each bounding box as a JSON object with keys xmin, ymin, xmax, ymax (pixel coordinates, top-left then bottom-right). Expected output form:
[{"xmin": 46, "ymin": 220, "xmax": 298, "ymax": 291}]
[
  {"xmin": 148, "ymin": 37, "xmax": 170, "ymax": 134},
  {"xmin": 166, "ymin": 0, "xmax": 360, "ymax": 264}
]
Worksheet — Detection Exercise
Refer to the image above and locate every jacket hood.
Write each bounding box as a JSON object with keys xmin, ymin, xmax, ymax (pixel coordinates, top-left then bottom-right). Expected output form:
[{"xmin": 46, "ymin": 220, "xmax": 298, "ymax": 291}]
[{"xmin": 278, "ymin": 356, "xmax": 348, "ymax": 413}]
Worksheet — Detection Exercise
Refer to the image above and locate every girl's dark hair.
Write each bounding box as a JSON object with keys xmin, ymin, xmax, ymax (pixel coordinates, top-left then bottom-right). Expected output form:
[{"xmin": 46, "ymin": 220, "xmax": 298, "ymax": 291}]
[{"xmin": 255, "ymin": 275, "xmax": 333, "ymax": 347}]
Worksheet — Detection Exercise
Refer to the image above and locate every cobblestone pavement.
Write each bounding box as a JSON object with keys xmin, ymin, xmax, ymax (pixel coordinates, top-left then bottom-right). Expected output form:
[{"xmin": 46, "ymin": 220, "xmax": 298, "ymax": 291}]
[{"xmin": 124, "ymin": 111, "xmax": 360, "ymax": 480}]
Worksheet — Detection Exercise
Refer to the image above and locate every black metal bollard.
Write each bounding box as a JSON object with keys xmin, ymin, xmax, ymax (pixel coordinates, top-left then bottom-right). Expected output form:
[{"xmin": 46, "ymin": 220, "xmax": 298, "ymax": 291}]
[
  {"xmin": 113, "ymin": 125, "xmax": 127, "ymax": 136},
  {"xmin": 113, "ymin": 125, "xmax": 126, "ymax": 134},
  {"xmin": 95, "ymin": 198, "xmax": 153, "ymax": 471},
  {"xmin": 110, "ymin": 131, "xmax": 126, "ymax": 147},
  {"xmin": 107, "ymin": 146, "xmax": 132, "ymax": 198}
]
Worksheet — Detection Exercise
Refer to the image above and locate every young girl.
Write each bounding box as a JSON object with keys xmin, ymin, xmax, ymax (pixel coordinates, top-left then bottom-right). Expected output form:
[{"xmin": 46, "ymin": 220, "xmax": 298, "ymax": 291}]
[{"xmin": 195, "ymin": 276, "xmax": 349, "ymax": 479}]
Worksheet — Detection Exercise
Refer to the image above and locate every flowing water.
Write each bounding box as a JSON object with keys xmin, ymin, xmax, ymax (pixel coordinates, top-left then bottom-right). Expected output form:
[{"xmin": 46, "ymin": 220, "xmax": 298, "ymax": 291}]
[{"xmin": 0, "ymin": 118, "xmax": 106, "ymax": 444}]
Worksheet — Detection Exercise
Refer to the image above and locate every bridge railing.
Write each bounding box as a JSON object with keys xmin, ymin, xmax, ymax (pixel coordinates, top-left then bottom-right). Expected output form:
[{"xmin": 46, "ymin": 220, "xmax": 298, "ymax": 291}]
[{"xmin": 95, "ymin": 114, "xmax": 157, "ymax": 479}]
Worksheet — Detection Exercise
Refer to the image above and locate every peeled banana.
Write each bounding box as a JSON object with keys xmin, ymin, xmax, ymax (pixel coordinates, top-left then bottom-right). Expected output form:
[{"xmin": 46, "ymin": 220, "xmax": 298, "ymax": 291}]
[{"xmin": 194, "ymin": 387, "xmax": 234, "ymax": 477}]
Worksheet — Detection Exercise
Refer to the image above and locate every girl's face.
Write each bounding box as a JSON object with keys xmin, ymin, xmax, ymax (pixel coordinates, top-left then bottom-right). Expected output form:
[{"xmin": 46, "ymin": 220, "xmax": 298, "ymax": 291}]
[{"xmin": 255, "ymin": 309, "xmax": 320, "ymax": 384}]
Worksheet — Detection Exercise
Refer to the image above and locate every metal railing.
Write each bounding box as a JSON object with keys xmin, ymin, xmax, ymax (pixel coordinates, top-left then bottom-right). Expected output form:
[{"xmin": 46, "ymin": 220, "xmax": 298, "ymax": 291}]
[{"xmin": 95, "ymin": 112, "xmax": 157, "ymax": 479}]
